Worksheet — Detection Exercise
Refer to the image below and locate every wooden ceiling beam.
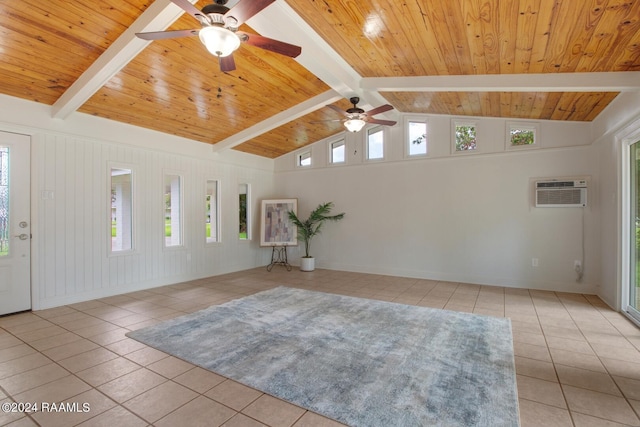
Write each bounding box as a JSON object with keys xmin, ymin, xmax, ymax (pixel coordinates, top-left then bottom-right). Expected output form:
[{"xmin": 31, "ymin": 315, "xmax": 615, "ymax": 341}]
[
  {"xmin": 361, "ymin": 72, "xmax": 640, "ymax": 93},
  {"xmin": 51, "ymin": 0, "xmax": 196, "ymax": 119},
  {"xmin": 210, "ymin": 0, "xmax": 395, "ymax": 154},
  {"xmin": 246, "ymin": 0, "xmax": 387, "ymax": 109},
  {"xmin": 211, "ymin": 89, "xmax": 342, "ymax": 153}
]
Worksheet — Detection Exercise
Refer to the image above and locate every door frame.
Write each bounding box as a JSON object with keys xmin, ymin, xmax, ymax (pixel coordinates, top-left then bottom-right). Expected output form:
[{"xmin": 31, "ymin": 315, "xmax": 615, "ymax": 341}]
[
  {"xmin": 619, "ymin": 123, "xmax": 640, "ymax": 327},
  {"xmin": 0, "ymin": 130, "xmax": 33, "ymax": 315}
]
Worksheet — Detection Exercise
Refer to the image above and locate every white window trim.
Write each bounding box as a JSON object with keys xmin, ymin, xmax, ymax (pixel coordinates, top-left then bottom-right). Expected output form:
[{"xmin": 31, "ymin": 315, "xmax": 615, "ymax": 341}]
[
  {"xmin": 365, "ymin": 125, "xmax": 387, "ymax": 162},
  {"xmin": 328, "ymin": 136, "xmax": 347, "ymax": 166},
  {"xmin": 451, "ymin": 119, "xmax": 479, "ymax": 155},
  {"xmin": 205, "ymin": 178, "xmax": 221, "ymax": 245},
  {"xmin": 163, "ymin": 170, "xmax": 185, "ymax": 250},
  {"xmin": 238, "ymin": 182, "xmax": 252, "ymax": 241},
  {"xmin": 506, "ymin": 121, "xmax": 540, "ymax": 151},
  {"xmin": 404, "ymin": 115, "xmax": 428, "ymax": 159},
  {"xmin": 108, "ymin": 162, "xmax": 136, "ymax": 257},
  {"xmin": 295, "ymin": 149, "xmax": 312, "ymax": 168}
]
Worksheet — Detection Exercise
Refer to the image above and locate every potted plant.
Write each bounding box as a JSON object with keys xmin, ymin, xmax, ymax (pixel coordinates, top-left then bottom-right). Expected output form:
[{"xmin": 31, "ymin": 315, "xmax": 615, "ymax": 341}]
[{"xmin": 288, "ymin": 202, "xmax": 345, "ymax": 271}]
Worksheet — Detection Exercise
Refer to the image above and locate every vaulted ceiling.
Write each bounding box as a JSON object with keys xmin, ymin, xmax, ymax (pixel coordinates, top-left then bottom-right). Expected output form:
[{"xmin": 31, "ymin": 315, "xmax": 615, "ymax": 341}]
[{"xmin": 1, "ymin": 0, "xmax": 639, "ymax": 158}]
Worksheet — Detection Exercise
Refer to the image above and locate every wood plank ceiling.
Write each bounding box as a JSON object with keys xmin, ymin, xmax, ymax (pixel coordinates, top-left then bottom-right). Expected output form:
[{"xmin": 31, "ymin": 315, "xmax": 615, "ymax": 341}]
[{"xmin": 0, "ymin": 0, "xmax": 639, "ymax": 158}]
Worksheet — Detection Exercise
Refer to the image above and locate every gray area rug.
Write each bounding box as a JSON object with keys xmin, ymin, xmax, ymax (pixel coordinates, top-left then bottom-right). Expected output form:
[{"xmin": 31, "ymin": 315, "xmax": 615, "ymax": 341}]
[{"xmin": 127, "ymin": 286, "xmax": 519, "ymax": 427}]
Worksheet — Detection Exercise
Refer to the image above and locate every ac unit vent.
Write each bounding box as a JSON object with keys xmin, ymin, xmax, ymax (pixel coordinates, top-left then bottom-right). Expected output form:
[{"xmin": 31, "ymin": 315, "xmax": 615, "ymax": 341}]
[{"xmin": 535, "ymin": 179, "xmax": 587, "ymax": 207}]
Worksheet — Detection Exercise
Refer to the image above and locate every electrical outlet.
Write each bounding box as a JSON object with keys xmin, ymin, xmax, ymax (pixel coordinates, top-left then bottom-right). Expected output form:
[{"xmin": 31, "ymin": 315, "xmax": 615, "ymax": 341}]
[
  {"xmin": 532, "ymin": 258, "xmax": 539, "ymax": 267},
  {"xmin": 574, "ymin": 260, "xmax": 582, "ymax": 270}
]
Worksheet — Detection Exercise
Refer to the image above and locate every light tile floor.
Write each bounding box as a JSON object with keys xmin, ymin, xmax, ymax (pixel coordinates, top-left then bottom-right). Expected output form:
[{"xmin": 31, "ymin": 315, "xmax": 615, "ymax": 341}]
[{"xmin": 0, "ymin": 267, "xmax": 639, "ymax": 426}]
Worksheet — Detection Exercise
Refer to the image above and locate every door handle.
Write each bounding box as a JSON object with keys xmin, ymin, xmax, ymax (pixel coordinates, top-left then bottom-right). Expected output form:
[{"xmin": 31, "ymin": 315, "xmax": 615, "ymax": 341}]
[{"xmin": 14, "ymin": 234, "xmax": 29, "ymax": 240}]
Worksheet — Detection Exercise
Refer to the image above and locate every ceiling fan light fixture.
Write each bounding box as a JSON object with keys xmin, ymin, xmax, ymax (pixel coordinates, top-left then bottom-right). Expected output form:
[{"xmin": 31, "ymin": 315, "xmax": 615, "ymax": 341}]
[
  {"xmin": 344, "ymin": 118, "xmax": 366, "ymax": 132},
  {"xmin": 199, "ymin": 25, "xmax": 240, "ymax": 57}
]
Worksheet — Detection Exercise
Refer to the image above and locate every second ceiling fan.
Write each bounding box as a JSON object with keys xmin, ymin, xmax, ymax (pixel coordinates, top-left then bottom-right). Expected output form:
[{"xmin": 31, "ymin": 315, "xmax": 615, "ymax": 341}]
[
  {"xmin": 320, "ymin": 97, "xmax": 397, "ymax": 133},
  {"xmin": 136, "ymin": 0, "xmax": 301, "ymax": 72}
]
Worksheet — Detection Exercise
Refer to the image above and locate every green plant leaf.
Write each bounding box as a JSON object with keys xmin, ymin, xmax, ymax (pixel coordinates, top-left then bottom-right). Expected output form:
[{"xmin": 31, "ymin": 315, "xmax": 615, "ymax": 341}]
[{"xmin": 287, "ymin": 202, "xmax": 345, "ymax": 258}]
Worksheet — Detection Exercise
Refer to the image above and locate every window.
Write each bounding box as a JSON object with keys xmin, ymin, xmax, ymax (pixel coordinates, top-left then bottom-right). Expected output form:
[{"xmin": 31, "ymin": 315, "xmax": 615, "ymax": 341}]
[
  {"xmin": 453, "ymin": 120, "xmax": 477, "ymax": 153},
  {"xmin": 627, "ymin": 137, "xmax": 640, "ymax": 324},
  {"xmin": 330, "ymin": 138, "xmax": 346, "ymax": 164},
  {"xmin": 239, "ymin": 183, "xmax": 250, "ymax": 240},
  {"xmin": 366, "ymin": 127, "xmax": 384, "ymax": 160},
  {"xmin": 407, "ymin": 119, "xmax": 427, "ymax": 157},
  {"xmin": 164, "ymin": 174, "xmax": 182, "ymax": 247},
  {"xmin": 0, "ymin": 147, "xmax": 8, "ymax": 257},
  {"xmin": 297, "ymin": 150, "xmax": 311, "ymax": 167},
  {"xmin": 205, "ymin": 180, "xmax": 219, "ymax": 243},
  {"xmin": 506, "ymin": 122, "xmax": 539, "ymax": 150},
  {"xmin": 110, "ymin": 167, "xmax": 133, "ymax": 253}
]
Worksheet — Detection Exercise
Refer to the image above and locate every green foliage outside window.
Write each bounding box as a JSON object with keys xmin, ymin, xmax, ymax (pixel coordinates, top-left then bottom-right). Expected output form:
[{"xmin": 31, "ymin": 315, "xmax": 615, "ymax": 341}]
[
  {"xmin": 455, "ymin": 125, "xmax": 477, "ymax": 151},
  {"xmin": 510, "ymin": 129, "xmax": 535, "ymax": 146},
  {"xmin": 239, "ymin": 193, "xmax": 247, "ymax": 238}
]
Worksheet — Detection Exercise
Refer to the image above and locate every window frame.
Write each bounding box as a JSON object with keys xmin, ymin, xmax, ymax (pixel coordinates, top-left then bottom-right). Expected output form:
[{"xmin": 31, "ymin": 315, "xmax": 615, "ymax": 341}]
[
  {"xmin": 328, "ymin": 137, "xmax": 346, "ymax": 165},
  {"xmin": 238, "ymin": 183, "xmax": 251, "ymax": 241},
  {"xmin": 451, "ymin": 119, "xmax": 479, "ymax": 155},
  {"xmin": 365, "ymin": 125, "xmax": 386, "ymax": 162},
  {"xmin": 108, "ymin": 162, "xmax": 136, "ymax": 256},
  {"xmin": 295, "ymin": 149, "xmax": 312, "ymax": 168},
  {"xmin": 505, "ymin": 121, "xmax": 540, "ymax": 151},
  {"xmin": 205, "ymin": 179, "xmax": 221, "ymax": 244},
  {"xmin": 163, "ymin": 171, "xmax": 184, "ymax": 249},
  {"xmin": 404, "ymin": 115, "xmax": 428, "ymax": 158}
]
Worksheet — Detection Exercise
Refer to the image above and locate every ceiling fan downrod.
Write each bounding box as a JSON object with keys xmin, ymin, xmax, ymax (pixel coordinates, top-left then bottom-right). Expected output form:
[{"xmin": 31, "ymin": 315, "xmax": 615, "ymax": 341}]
[{"xmin": 346, "ymin": 97, "xmax": 364, "ymax": 114}]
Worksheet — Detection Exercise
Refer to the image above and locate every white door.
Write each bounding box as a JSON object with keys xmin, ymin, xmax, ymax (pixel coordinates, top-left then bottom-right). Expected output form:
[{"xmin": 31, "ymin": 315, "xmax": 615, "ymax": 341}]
[{"xmin": 0, "ymin": 131, "xmax": 31, "ymax": 315}]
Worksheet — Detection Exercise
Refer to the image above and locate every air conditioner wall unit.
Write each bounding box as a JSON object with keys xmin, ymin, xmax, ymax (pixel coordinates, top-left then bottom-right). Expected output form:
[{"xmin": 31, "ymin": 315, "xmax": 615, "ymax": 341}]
[{"xmin": 535, "ymin": 179, "xmax": 587, "ymax": 207}]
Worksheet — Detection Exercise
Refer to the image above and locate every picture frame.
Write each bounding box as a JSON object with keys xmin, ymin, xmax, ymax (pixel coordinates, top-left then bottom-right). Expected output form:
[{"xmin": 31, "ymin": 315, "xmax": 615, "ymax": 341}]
[{"xmin": 260, "ymin": 199, "xmax": 298, "ymax": 247}]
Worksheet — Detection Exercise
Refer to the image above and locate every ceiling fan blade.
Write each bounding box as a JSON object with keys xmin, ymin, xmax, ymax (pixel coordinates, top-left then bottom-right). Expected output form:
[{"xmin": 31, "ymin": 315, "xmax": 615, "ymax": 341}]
[
  {"xmin": 226, "ymin": 0, "xmax": 275, "ymax": 26},
  {"xmin": 135, "ymin": 29, "xmax": 199, "ymax": 40},
  {"xmin": 170, "ymin": 0, "xmax": 206, "ymax": 21},
  {"xmin": 219, "ymin": 55, "xmax": 236, "ymax": 72},
  {"xmin": 327, "ymin": 104, "xmax": 348, "ymax": 116},
  {"xmin": 367, "ymin": 118, "xmax": 397, "ymax": 126},
  {"xmin": 365, "ymin": 104, "xmax": 394, "ymax": 116},
  {"xmin": 237, "ymin": 32, "xmax": 301, "ymax": 58}
]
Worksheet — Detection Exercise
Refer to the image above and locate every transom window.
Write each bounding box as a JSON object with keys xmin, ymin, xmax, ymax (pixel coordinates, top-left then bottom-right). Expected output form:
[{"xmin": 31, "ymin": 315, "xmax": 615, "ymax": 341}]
[
  {"xmin": 330, "ymin": 139, "xmax": 346, "ymax": 164},
  {"xmin": 507, "ymin": 122, "xmax": 539, "ymax": 150},
  {"xmin": 407, "ymin": 119, "xmax": 427, "ymax": 157},
  {"xmin": 453, "ymin": 120, "xmax": 478, "ymax": 153},
  {"xmin": 366, "ymin": 127, "xmax": 384, "ymax": 160},
  {"xmin": 297, "ymin": 150, "xmax": 311, "ymax": 167}
]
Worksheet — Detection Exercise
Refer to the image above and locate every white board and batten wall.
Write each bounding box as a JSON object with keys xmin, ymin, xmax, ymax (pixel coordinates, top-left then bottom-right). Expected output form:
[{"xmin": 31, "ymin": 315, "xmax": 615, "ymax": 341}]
[{"xmin": 0, "ymin": 95, "xmax": 276, "ymax": 311}]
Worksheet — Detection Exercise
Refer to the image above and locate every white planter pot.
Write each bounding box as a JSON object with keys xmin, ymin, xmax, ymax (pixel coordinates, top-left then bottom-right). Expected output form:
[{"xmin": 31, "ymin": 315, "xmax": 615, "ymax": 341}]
[{"xmin": 300, "ymin": 257, "xmax": 315, "ymax": 272}]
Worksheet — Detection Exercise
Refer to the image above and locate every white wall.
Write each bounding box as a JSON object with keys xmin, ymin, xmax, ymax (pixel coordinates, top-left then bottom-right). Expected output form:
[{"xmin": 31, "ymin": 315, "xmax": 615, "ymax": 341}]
[
  {"xmin": 4, "ymin": 90, "xmax": 640, "ymax": 309},
  {"xmin": 0, "ymin": 95, "xmax": 277, "ymax": 310},
  {"xmin": 276, "ymin": 116, "xmax": 600, "ymax": 293}
]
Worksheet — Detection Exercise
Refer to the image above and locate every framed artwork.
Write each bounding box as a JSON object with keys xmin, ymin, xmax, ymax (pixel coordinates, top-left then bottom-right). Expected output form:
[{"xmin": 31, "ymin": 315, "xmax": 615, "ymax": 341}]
[{"xmin": 260, "ymin": 199, "xmax": 298, "ymax": 246}]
